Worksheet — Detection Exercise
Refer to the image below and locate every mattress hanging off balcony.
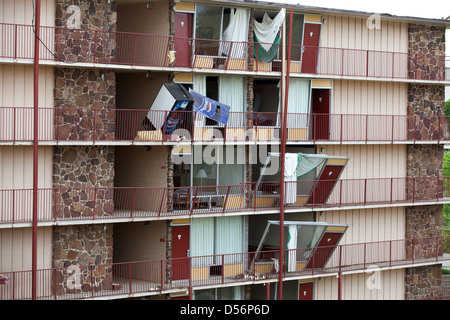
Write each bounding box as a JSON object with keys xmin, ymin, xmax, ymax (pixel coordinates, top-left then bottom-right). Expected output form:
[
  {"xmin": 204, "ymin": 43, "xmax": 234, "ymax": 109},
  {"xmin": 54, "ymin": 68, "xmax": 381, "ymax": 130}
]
[{"xmin": 253, "ymin": 8, "xmax": 285, "ymax": 63}]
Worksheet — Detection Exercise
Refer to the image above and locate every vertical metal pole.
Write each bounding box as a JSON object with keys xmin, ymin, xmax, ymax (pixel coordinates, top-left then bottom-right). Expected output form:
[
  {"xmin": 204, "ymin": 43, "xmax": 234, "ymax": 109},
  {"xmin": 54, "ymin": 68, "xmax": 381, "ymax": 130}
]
[
  {"xmin": 278, "ymin": 7, "xmax": 293, "ymax": 301},
  {"xmin": 338, "ymin": 245, "xmax": 343, "ymax": 300},
  {"xmin": 265, "ymin": 282, "xmax": 270, "ymax": 300},
  {"xmin": 32, "ymin": 0, "xmax": 41, "ymax": 301}
]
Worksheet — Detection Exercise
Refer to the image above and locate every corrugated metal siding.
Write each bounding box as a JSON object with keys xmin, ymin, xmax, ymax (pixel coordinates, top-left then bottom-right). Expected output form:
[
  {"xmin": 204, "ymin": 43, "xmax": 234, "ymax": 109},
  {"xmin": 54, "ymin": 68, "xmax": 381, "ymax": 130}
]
[
  {"xmin": 0, "ymin": 226, "xmax": 52, "ymax": 272},
  {"xmin": 315, "ymin": 269, "xmax": 404, "ymax": 300},
  {"xmin": 317, "ymin": 208, "xmax": 405, "ymax": 245},
  {"xmin": 332, "ymin": 80, "xmax": 407, "ymax": 115},
  {"xmin": 318, "ymin": 144, "xmax": 406, "ymax": 180},
  {"xmin": 0, "ymin": 0, "xmax": 55, "ymax": 26},
  {"xmin": 320, "ymin": 15, "xmax": 408, "ymax": 52}
]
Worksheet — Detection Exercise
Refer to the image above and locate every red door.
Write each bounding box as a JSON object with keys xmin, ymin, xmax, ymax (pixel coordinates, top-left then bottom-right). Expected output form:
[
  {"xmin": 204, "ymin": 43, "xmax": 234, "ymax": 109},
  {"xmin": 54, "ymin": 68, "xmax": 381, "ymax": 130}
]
[
  {"xmin": 298, "ymin": 281, "xmax": 314, "ymax": 300},
  {"xmin": 301, "ymin": 23, "xmax": 321, "ymax": 74},
  {"xmin": 312, "ymin": 89, "xmax": 330, "ymax": 140},
  {"xmin": 174, "ymin": 12, "xmax": 192, "ymax": 67},
  {"xmin": 172, "ymin": 225, "xmax": 190, "ymax": 281},
  {"xmin": 308, "ymin": 165, "xmax": 344, "ymax": 205},
  {"xmin": 306, "ymin": 232, "xmax": 343, "ymax": 269}
]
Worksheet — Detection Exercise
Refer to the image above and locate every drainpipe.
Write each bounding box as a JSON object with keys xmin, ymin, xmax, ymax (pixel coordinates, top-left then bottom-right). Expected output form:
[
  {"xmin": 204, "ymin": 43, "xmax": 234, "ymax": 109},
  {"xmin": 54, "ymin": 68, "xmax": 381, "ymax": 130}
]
[
  {"xmin": 278, "ymin": 7, "xmax": 293, "ymax": 301},
  {"xmin": 32, "ymin": 0, "xmax": 41, "ymax": 301}
]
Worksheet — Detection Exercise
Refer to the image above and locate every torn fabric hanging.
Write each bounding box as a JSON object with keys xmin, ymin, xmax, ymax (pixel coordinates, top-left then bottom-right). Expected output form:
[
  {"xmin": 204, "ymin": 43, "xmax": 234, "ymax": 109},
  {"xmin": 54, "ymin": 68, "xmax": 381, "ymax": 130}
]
[
  {"xmin": 253, "ymin": 8, "xmax": 285, "ymax": 63},
  {"xmin": 220, "ymin": 8, "xmax": 250, "ymax": 58},
  {"xmin": 296, "ymin": 153, "xmax": 327, "ymax": 178},
  {"xmin": 189, "ymin": 88, "xmax": 230, "ymax": 125}
]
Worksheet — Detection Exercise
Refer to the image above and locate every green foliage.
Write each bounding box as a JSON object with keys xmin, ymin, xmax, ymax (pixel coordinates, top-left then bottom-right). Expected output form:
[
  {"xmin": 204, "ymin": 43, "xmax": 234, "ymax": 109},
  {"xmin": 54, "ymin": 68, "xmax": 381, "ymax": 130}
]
[
  {"xmin": 446, "ymin": 99, "xmax": 450, "ymax": 117},
  {"xmin": 444, "ymin": 151, "xmax": 450, "ymax": 230}
]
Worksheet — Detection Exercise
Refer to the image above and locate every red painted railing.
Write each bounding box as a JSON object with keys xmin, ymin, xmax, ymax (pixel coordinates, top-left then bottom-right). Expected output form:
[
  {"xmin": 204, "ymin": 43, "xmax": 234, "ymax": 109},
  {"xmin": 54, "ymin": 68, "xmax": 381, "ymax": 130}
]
[
  {"xmin": 0, "ymin": 23, "xmax": 448, "ymax": 81},
  {"xmin": 1, "ymin": 176, "xmax": 449, "ymax": 226},
  {"xmin": 0, "ymin": 235, "xmax": 448, "ymax": 300},
  {"xmin": 1, "ymin": 107, "xmax": 449, "ymax": 143}
]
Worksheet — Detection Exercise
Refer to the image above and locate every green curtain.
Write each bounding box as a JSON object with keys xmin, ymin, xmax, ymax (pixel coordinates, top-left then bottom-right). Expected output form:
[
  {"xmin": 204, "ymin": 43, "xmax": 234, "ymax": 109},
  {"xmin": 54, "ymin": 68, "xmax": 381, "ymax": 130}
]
[{"xmin": 254, "ymin": 32, "xmax": 281, "ymax": 63}]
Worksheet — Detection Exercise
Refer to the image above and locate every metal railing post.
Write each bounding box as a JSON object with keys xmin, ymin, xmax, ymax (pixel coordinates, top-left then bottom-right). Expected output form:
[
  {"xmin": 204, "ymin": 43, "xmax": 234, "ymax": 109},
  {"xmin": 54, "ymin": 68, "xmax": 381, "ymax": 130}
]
[
  {"xmin": 338, "ymin": 245, "xmax": 343, "ymax": 300},
  {"xmin": 221, "ymin": 254, "xmax": 225, "ymax": 285},
  {"xmin": 128, "ymin": 263, "xmax": 132, "ymax": 294},
  {"xmin": 222, "ymin": 186, "xmax": 230, "ymax": 214},
  {"xmin": 130, "ymin": 188, "xmax": 136, "ymax": 219}
]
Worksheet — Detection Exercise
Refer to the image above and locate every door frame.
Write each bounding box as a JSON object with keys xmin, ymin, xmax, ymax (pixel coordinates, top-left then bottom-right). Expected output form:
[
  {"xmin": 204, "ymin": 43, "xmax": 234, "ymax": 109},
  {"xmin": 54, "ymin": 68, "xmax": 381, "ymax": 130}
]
[
  {"xmin": 305, "ymin": 227, "xmax": 347, "ymax": 270},
  {"xmin": 311, "ymin": 88, "xmax": 331, "ymax": 140},
  {"xmin": 171, "ymin": 223, "xmax": 191, "ymax": 281},
  {"xmin": 174, "ymin": 11, "xmax": 194, "ymax": 67},
  {"xmin": 307, "ymin": 156, "xmax": 348, "ymax": 205},
  {"xmin": 310, "ymin": 80, "xmax": 333, "ymax": 140},
  {"xmin": 298, "ymin": 280, "xmax": 314, "ymax": 300},
  {"xmin": 301, "ymin": 21, "xmax": 322, "ymax": 74}
]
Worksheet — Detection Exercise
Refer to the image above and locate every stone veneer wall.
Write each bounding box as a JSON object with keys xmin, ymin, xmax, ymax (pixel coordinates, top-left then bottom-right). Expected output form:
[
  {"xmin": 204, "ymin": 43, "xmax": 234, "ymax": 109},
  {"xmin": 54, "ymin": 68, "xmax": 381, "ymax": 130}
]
[
  {"xmin": 407, "ymin": 84, "xmax": 446, "ymax": 142},
  {"xmin": 405, "ymin": 23, "xmax": 446, "ymax": 300},
  {"xmin": 55, "ymin": 0, "xmax": 117, "ymax": 63},
  {"xmin": 51, "ymin": 0, "xmax": 118, "ymax": 299},
  {"xmin": 408, "ymin": 24, "xmax": 446, "ymax": 81},
  {"xmin": 405, "ymin": 205, "xmax": 443, "ymax": 268},
  {"xmin": 406, "ymin": 144, "xmax": 444, "ymax": 201},
  {"xmin": 54, "ymin": 68, "xmax": 116, "ymax": 141},
  {"xmin": 405, "ymin": 265, "xmax": 442, "ymax": 300},
  {"xmin": 53, "ymin": 146, "xmax": 115, "ymax": 219},
  {"xmin": 52, "ymin": 224, "xmax": 113, "ymax": 295}
]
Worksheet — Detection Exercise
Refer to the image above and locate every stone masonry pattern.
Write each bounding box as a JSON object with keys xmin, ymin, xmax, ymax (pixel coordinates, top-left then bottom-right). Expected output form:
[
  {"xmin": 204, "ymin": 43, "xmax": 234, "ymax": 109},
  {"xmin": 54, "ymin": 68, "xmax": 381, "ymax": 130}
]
[
  {"xmin": 55, "ymin": 0, "xmax": 117, "ymax": 63},
  {"xmin": 53, "ymin": 146, "xmax": 115, "ymax": 219},
  {"xmin": 406, "ymin": 22, "xmax": 446, "ymax": 300},
  {"xmin": 407, "ymin": 84, "xmax": 446, "ymax": 141},
  {"xmin": 405, "ymin": 265, "xmax": 442, "ymax": 299},
  {"xmin": 52, "ymin": 224, "xmax": 113, "ymax": 295},
  {"xmin": 54, "ymin": 68, "xmax": 116, "ymax": 141},
  {"xmin": 406, "ymin": 145, "xmax": 444, "ymax": 201},
  {"xmin": 408, "ymin": 24, "xmax": 446, "ymax": 81}
]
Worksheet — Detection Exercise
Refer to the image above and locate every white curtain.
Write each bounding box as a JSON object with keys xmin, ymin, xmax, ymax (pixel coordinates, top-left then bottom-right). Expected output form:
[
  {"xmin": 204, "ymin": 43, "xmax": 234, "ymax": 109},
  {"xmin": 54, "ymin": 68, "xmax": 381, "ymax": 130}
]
[
  {"xmin": 190, "ymin": 218, "xmax": 215, "ymax": 266},
  {"xmin": 193, "ymin": 75, "xmax": 207, "ymax": 129},
  {"xmin": 219, "ymin": 76, "xmax": 246, "ymax": 127},
  {"xmin": 296, "ymin": 153, "xmax": 326, "ymax": 178},
  {"xmin": 277, "ymin": 79, "xmax": 311, "ymax": 128},
  {"xmin": 215, "ymin": 216, "xmax": 244, "ymax": 264},
  {"xmin": 254, "ymin": 9, "xmax": 285, "ymax": 62},
  {"xmin": 287, "ymin": 225, "xmax": 298, "ymax": 272},
  {"xmin": 254, "ymin": 9, "xmax": 285, "ymax": 52},
  {"xmin": 284, "ymin": 153, "xmax": 298, "ymax": 204},
  {"xmin": 220, "ymin": 8, "xmax": 250, "ymax": 58}
]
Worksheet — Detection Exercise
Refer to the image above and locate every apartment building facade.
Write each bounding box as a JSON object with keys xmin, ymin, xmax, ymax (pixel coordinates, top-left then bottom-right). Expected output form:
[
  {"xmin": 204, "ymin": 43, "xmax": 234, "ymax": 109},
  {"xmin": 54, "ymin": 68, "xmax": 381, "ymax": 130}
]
[{"xmin": 0, "ymin": 0, "xmax": 449, "ymax": 300}]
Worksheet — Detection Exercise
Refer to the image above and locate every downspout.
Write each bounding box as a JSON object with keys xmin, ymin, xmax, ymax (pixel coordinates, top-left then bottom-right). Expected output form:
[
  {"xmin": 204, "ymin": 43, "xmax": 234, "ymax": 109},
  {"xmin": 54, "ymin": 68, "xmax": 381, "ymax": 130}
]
[
  {"xmin": 278, "ymin": 7, "xmax": 293, "ymax": 301},
  {"xmin": 32, "ymin": 0, "xmax": 41, "ymax": 300}
]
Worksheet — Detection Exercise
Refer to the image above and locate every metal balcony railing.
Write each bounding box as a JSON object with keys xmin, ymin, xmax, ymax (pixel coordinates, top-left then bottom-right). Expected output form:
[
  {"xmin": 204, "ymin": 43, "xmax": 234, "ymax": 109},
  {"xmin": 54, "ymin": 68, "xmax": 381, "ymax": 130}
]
[
  {"xmin": 0, "ymin": 23, "xmax": 449, "ymax": 81},
  {"xmin": 1, "ymin": 176, "xmax": 449, "ymax": 226},
  {"xmin": 1, "ymin": 107, "xmax": 450, "ymax": 144},
  {"xmin": 0, "ymin": 235, "xmax": 448, "ymax": 300}
]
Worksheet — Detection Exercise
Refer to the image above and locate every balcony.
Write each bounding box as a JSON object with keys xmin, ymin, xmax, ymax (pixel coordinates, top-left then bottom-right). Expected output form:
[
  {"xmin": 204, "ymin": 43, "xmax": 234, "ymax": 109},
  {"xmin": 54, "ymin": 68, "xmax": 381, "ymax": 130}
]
[
  {"xmin": 0, "ymin": 235, "xmax": 448, "ymax": 300},
  {"xmin": 1, "ymin": 176, "xmax": 449, "ymax": 227},
  {"xmin": 1, "ymin": 107, "xmax": 449, "ymax": 145},
  {"xmin": 0, "ymin": 23, "xmax": 449, "ymax": 83}
]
